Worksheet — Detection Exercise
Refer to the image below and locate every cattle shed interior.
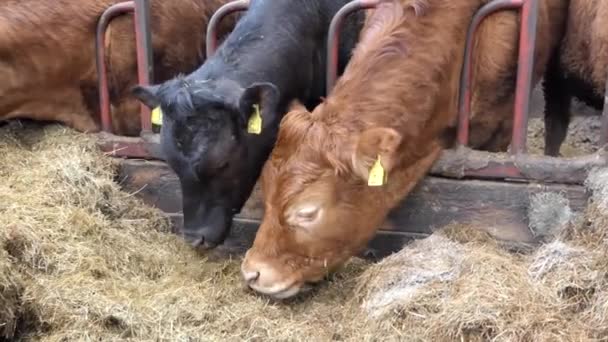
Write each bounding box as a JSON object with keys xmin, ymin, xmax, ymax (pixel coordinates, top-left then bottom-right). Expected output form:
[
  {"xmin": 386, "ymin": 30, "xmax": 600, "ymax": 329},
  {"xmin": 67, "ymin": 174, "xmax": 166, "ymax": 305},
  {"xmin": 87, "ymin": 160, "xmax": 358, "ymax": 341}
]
[{"xmin": 2, "ymin": 0, "xmax": 608, "ymax": 341}]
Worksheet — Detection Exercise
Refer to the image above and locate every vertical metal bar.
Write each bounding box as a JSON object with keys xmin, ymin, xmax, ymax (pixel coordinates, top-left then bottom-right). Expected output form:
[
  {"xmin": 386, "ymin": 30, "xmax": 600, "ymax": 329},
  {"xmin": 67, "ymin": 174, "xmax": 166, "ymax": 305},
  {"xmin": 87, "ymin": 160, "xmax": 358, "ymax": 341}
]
[
  {"xmin": 96, "ymin": 2, "xmax": 135, "ymax": 133},
  {"xmin": 326, "ymin": 0, "xmax": 379, "ymax": 94},
  {"xmin": 134, "ymin": 0, "xmax": 154, "ymax": 134},
  {"xmin": 456, "ymin": 0, "xmax": 524, "ymax": 147},
  {"xmin": 205, "ymin": 0, "xmax": 249, "ymax": 58},
  {"xmin": 510, "ymin": 0, "xmax": 539, "ymax": 155}
]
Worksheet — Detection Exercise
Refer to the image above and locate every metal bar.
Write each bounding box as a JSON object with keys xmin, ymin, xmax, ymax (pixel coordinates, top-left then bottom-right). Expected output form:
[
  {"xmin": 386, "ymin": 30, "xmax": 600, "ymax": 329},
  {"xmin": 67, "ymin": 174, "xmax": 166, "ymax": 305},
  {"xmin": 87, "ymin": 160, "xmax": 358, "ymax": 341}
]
[
  {"xmin": 205, "ymin": 0, "xmax": 249, "ymax": 58},
  {"xmin": 134, "ymin": 0, "xmax": 154, "ymax": 134},
  {"xmin": 456, "ymin": 0, "xmax": 524, "ymax": 146},
  {"xmin": 326, "ymin": 0, "xmax": 380, "ymax": 94},
  {"xmin": 510, "ymin": 0, "xmax": 539, "ymax": 155},
  {"xmin": 96, "ymin": 1, "xmax": 135, "ymax": 133}
]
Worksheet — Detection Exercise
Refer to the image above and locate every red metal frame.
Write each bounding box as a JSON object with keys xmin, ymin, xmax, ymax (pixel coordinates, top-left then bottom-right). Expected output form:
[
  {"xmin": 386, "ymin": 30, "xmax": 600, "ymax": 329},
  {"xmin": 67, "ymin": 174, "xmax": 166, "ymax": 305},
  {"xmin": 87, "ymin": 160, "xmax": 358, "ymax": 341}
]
[
  {"xmin": 205, "ymin": 0, "xmax": 249, "ymax": 58},
  {"xmin": 96, "ymin": 1, "xmax": 135, "ymax": 133},
  {"xmin": 95, "ymin": 0, "xmax": 157, "ymax": 158},
  {"xmin": 324, "ymin": 0, "xmax": 608, "ymax": 184},
  {"xmin": 96, "ymin": 0, "xmax": 153, "ymax": 135},
  {"xmin": 95, "ymin": 0, "xmax": 608, "ymax": 185},
  {"xmin": 326, "ymin": 0, "xmax": 380, "ymax": 93}
]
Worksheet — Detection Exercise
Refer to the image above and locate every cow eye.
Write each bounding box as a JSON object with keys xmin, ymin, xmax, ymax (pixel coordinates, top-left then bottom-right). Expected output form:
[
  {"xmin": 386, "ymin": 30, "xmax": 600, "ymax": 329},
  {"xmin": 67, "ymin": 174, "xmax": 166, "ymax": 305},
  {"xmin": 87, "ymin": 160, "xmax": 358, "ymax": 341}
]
[
  {"xmin": 289, "ymin": 204, "xmax": 322, "ymax": 228},
  {"xmin": 296, "ymin": 206, "xmax": 319, "ymax": 220},
  {"xmin": 211, "ymin": 160, "xmax": 229, "ymax": 174}
]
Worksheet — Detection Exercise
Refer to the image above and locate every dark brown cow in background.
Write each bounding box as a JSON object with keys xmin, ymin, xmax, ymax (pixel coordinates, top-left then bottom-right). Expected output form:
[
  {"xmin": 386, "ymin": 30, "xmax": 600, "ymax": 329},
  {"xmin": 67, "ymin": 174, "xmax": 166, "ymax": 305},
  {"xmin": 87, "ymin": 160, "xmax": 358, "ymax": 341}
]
[
  {"xmin": 544, "ymin": 0, "xmax": 608, "ymax": 157},
  {"xmin": 0, "ymin": 0, "xmax": 236, "ymax": 135},
  {"xmin": 240, "ymin": 0, "xmax": 568, "ymax": 299}
]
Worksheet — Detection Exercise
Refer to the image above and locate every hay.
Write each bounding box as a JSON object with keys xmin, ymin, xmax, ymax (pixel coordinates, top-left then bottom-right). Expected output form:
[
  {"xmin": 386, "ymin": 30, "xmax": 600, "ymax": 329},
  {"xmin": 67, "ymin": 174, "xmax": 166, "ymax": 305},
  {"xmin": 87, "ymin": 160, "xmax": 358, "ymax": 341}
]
[
  {"xmin": 0, "ymin": 249, "xmax": 24, "ymax": 340},
  {"xmin": 0, "ymin": 121, "xmax": 375, "ymax": 341},
  {"xmin": 527, "ymin": 192, "xmax": 573, "ymax": 241},
  {"xmin": 356, "ymin": 168, "xmax": 608, "ymax": 341},
  {"xmin": 3, "ymin": 119, "xmax": 608, "ymax": 341}
]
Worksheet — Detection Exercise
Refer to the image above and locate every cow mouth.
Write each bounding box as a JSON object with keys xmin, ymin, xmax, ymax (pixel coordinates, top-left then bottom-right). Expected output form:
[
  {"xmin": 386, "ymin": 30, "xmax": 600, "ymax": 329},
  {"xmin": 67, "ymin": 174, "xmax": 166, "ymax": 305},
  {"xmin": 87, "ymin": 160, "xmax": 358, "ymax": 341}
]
[{"xmin": 248, "ymin": 281, "xmax": 314, "ymax": 300}]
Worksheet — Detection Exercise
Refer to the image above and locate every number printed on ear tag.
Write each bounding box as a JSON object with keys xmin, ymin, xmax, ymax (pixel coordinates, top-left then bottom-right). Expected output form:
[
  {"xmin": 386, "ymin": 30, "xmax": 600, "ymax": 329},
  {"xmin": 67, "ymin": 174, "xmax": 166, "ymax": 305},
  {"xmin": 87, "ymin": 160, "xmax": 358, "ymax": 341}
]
[
  {"xmin": 367, "ymin": 155, "xmax": 387, "ymax": 186},
  {"xmin": 247, "ymin": 104, "xmax": 262, "ymax": 134},
  {"xmin": 151, "ymin": 107, "xmax": 163, "ymax": 126}
]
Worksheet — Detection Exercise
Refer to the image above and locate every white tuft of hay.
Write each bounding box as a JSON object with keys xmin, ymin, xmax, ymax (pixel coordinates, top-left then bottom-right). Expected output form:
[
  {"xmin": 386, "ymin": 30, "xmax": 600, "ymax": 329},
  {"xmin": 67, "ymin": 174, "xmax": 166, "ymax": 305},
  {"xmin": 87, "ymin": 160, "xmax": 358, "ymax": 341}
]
[
  {"xmin": 528, "ymin": 192, "xmax": 573, "ymax": 240},
  {"xmin": 360, "ymin": 235, "xmax": 464, "ymax": 318},
  {"xmin": 528, "ymin": 240, "xmax": 588, "ymax": 281},
  {"xmin": 585, "ymin": 167, "xmax": 608, "ymax": 211}
]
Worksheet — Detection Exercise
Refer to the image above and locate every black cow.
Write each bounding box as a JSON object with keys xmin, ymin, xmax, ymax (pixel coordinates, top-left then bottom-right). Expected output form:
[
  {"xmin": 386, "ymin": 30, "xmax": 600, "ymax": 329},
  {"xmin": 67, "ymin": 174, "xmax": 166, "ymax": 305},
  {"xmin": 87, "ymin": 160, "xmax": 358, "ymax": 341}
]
[{"xmin": 132, "ymin": 0, "xmax": 364, "ymax": 248}]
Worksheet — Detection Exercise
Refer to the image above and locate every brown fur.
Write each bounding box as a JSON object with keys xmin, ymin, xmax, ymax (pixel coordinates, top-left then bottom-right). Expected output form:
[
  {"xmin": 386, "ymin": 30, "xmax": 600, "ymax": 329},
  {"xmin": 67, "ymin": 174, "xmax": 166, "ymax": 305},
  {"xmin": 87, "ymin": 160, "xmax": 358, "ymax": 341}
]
[
  {"xmin": 241, "ymin": 0, "xmax": 568, "ymax": 298},
  {"xmin": 544, "ymin": 0, "xmax": 607, "ymax": 156},
  {"xmin": 0, "ymin": 0, "xmax": 235, "ymax": 135}
]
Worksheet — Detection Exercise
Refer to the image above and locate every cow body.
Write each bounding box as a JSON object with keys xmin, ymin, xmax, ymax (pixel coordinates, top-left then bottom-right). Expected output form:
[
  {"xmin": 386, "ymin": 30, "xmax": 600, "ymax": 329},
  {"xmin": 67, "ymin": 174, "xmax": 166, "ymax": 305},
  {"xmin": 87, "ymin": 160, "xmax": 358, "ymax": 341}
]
[
  {"xmin": 132, "ymin": 0, "xmax": 364, "ymax": 248},
  {"xmin": 544, "ymin": 0, "xmax": 607, "ymax": 156},
  {"xmin": 0, "ymin": 0, "xmax": 235, "ymax": 135},
  {"xmin": 241, "ymin": 0, "xmax": 568, "ymax": 299}
]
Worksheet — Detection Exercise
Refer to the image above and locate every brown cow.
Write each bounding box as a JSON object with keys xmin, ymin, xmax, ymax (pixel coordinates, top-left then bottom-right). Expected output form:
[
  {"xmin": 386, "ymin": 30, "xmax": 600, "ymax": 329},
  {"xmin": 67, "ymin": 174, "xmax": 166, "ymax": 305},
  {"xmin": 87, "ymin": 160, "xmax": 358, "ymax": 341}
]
[
  {"xmin": 0, "ymin": 0, "xmax": 235, "ymax": 136},
  {"xmin": 240, "ymin": 0, "xmax": 568, "ymax": 299},
  {"xmin": 544, "ymin": 0, "xmax": 607, "ymax": 157}
]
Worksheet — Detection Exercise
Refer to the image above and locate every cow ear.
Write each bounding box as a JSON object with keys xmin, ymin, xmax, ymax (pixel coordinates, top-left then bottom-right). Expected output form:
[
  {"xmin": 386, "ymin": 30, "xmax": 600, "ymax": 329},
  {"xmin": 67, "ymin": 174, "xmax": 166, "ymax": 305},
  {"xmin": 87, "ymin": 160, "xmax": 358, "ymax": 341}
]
[
  {"xmin": 131, "ymin": 84, "xmax": 161, "ymax": 109},
  {"xmin": 352, "ymin": 127, "xmax": 402, "ymax": 185},
  {"xmin": 238, "ymin": 82, "xmax": 280, "ymax": 132}
]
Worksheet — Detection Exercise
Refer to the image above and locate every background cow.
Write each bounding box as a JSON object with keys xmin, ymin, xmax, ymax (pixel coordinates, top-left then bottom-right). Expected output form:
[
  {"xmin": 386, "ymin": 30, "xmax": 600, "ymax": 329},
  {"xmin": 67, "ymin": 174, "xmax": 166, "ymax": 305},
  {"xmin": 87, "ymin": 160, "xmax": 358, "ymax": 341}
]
[
  {"xmin": 544, "ymin": 0, "xmax": 607, "ymax": 156},
  {"xmin": 240, "ymin": 0, "xmax": 568, "ymax": 299},
  {"xmin": 132, "ymin": 0, "xmax": 364, "ymax": 249},
  {"xmin": 0, "ymin": 0, "xmax": 235, "ymax": 136}
]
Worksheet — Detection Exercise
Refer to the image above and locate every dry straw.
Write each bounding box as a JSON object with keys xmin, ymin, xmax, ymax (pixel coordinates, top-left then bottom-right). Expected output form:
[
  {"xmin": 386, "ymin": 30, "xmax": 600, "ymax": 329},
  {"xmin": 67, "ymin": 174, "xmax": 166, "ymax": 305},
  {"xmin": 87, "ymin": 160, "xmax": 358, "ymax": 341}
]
[{"xmin": 0, "ymin": 116, "xmax": 606, "ymax": 341}]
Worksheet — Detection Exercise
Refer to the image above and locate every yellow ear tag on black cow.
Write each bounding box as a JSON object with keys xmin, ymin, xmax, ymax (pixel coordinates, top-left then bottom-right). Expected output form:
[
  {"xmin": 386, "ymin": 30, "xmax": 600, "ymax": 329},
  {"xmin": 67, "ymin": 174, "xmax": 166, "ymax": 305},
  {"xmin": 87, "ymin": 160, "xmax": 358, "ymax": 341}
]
[
  {"xmin": 247, "ymin": 104, "xmax": 262, "ymax": 134},
  {"xmin": 151, "ymin": 107, "xmax": 163, "ymax": 126},
  {"xmin": 367, "ymin": 155, "xmax": 387, "ymax": 187}
]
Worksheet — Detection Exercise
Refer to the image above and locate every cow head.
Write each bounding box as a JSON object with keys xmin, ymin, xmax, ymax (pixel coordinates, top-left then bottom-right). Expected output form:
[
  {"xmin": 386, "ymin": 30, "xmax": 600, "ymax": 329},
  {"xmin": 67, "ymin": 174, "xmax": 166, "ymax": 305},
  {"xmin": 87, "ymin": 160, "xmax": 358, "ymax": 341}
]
[
  {"xmin": 132, "ymin": 77, "xmax": 280, "ymax": 248},
  {"xmin": 240, "ymin": 101, "xmax": 406, "ymax": 299}
]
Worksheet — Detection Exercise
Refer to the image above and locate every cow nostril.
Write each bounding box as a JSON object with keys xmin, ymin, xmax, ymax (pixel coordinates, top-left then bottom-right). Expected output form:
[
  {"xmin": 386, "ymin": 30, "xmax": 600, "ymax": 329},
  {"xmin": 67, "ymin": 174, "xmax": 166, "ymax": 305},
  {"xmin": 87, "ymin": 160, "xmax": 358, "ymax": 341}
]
[{"xmin": 243, "ymin": 270, "xmax": 260, "ymax": 284}]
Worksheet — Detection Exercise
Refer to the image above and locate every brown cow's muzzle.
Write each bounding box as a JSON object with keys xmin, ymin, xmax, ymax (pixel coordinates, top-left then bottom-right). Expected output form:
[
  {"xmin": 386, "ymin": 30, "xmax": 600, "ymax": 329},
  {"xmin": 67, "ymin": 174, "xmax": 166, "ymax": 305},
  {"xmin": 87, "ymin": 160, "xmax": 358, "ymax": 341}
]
[{"xmin": 240, "ymin": 250, "xmax": 313, "ymax": 299}]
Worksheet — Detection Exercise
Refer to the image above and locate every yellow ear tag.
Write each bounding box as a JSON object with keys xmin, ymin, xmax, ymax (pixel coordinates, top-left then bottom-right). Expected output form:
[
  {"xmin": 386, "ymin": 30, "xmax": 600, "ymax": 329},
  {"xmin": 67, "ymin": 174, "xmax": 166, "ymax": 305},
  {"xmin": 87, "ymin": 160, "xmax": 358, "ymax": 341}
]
[
  {"xmin": 151, "ymin": 106, "xmax": 163, "ymax": 126},
  {"xmin": 247, "ymin": 104, "xmax": 262, "ymax": 134},
  {"xmin": 367, "ymin": 155, "xmax": 387, "ymax": 187}
]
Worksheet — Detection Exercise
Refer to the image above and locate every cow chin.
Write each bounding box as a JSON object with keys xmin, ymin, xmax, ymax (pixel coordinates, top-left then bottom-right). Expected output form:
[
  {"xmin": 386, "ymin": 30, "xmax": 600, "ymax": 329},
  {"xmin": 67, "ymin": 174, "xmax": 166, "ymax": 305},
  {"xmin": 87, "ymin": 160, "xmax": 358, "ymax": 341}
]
[{"xmin": 241, "ymin": 250, "xmax": 344, "ymax": 300}]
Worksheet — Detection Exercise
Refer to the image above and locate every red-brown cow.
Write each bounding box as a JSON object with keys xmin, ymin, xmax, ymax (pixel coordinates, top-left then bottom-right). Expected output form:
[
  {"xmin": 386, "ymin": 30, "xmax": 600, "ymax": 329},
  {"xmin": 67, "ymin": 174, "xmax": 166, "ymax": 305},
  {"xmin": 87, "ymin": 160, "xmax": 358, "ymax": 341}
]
[
  {"xmin": 544, "ymin": 0, "xmax": 608, "ymax": 157},
  {"xmin": 0, "ymin": 0, "xmax": 235, "ymax": 136},
  {"xmin": 240, "ymin": 0, "xmax": 568, "ymax": 299}
]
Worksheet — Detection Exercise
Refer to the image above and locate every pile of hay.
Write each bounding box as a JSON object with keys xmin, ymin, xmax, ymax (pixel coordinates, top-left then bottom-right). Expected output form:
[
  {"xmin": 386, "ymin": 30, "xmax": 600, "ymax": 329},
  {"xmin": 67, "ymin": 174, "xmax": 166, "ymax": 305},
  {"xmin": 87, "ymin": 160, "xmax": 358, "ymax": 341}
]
[
  {"xmin": 356, "ymin": 168, "xmax": 608, "ymax": 341},
  {"xmin": 2, "ymin": 119, "xmax": 608, "ymax": 341},
  {"xmin": 0, "ymin": 121, "xmax": 371, "ymax": 341}
]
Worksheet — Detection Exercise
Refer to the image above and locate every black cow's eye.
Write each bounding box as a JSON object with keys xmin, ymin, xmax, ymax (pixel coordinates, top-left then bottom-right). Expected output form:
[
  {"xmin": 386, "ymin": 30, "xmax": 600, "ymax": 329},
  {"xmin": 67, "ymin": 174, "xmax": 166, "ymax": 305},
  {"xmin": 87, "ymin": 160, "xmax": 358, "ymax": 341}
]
[{"xmin": 217, "ymin": 161, "xmax": 230, "ymax": 172}]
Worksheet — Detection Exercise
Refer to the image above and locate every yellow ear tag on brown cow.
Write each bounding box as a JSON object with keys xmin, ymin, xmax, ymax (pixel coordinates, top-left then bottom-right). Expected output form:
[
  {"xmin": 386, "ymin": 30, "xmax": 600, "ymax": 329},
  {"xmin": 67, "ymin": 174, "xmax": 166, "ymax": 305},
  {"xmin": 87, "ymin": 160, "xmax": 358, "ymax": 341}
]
[
  {"xmin": 367, "ymin": 155, "xmax": 387, "ymax": 187},
  {"xmin": 151, "ymin": 107, "xmax": 163, "ymax": 126},
  {"xmin": 247, "ymin": 104, "xmax": 262, "ymax": 134}
]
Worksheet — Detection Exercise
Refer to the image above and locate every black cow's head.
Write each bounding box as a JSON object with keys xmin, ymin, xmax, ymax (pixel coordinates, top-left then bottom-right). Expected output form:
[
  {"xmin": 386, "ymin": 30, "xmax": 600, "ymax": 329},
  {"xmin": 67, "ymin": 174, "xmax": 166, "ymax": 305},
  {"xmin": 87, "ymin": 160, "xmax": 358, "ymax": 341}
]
[{"xmin": 132, "ymin": 77, "xmax": 280, "ymax": 248}]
